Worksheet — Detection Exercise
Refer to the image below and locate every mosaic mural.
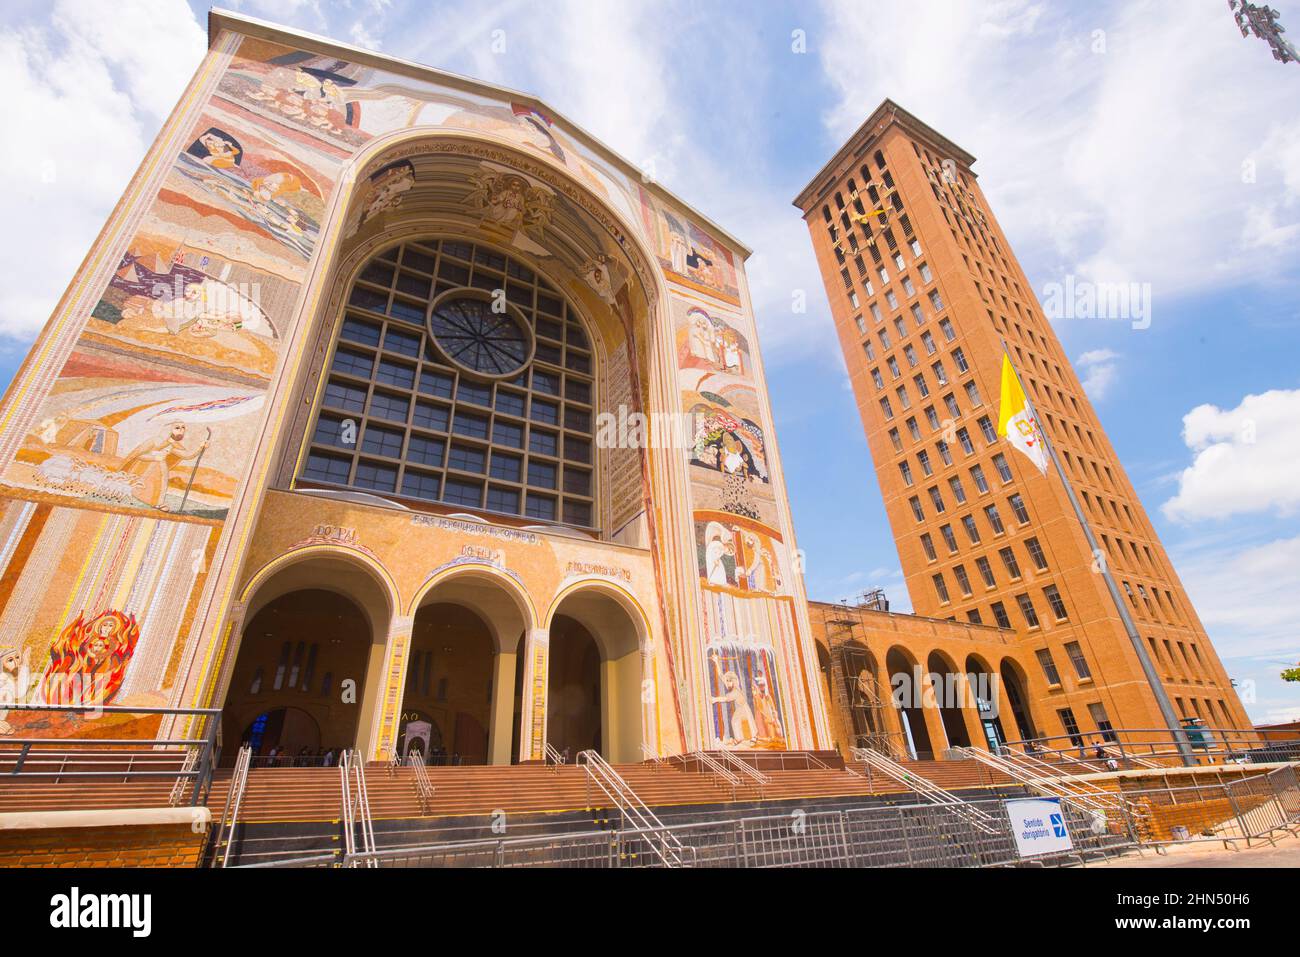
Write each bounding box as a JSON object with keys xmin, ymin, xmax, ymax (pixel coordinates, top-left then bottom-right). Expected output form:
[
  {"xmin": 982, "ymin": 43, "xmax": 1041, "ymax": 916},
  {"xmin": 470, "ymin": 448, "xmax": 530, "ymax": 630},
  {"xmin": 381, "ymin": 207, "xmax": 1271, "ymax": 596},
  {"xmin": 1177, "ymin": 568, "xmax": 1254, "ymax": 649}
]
[{"xmin": 0, "ymin": 25, "xmax": 828, "ymax": 750}]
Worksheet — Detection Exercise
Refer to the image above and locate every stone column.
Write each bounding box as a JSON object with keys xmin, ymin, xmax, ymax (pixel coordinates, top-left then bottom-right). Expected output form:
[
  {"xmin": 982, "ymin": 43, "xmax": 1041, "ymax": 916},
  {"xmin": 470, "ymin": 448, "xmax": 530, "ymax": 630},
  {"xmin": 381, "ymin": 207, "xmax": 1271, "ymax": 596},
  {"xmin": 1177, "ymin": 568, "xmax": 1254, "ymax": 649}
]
[
  {"xmin": 488, "ymin": 650, "xmax": 518, "ymax": 765},
  {"xmin": 365, "ymin": 614, "xmax": 413, "ymax": 762},
  {"xmin": 516, "ymin": 627, "xmax": 550, "ymax": 762},
  {"xmin": 920, "ymin": 675, "xmax": 951, "ymax": 759}
]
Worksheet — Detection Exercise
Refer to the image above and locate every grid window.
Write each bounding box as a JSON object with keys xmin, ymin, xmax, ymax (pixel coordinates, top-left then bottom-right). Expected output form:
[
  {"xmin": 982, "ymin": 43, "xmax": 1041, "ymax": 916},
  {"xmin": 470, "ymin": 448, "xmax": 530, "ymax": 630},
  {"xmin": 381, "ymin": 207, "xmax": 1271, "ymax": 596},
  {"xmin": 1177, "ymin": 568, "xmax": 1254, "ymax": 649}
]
[
  {"xmin": 300, "ymin": 238, "xmax": 597, "ymax": 527},
  {"xmin": 1058, "ymin": 707, "xmax": 1082, "ymax": 744},
  {"xmin": 985, "ymin": 504, "xmax": 1005, "ymax": 535},
  {"xmin": 1017, "ymin": 593, "xmax": 1040, "ymax": 627},
  {"xmin": 1037, "ymin": 649, "xmax": 1061, "ymax": 685},
  {"xmin": 1046, "ymin": 586, "xmax": 1069, "ymax": 622},
  {"xmin": 1025, "ymin": 536, "xmax": 1049, "ymax": 571},
  {"xmin": 354, "ymin": 460, "xmax": 397, "ymax": 492},
  {"xmin": 1008, "ymin": 493, "xmax": 1030, "ymax": 524},
  {"xmin": 361, "ymin": 426, "xmax": 404, "ymax": 459},
  {"xmin": 975, "ymin": 556, "xmax": 995, "ymax": 587},
  {"xmin": 991, "ymin": 601, "xmax": 1012, "ymax": 629},
  {"xmin": 933, "ymin": 573, "xmax": 950, "ymax": 603},
  {"xmin": 953, "ymin": 564, "xmax": 972, "ymax": 596},
  {"xmin": 940, "ymin": 524, "xmax": 958, "ymax": 553},
  {"xmin": 920, "ymin": 533, "xmax": 937, "ymax": 561},
  {"xmin": 1088, "ymin": 702, "xmax": 1115, "ymax": 741}
]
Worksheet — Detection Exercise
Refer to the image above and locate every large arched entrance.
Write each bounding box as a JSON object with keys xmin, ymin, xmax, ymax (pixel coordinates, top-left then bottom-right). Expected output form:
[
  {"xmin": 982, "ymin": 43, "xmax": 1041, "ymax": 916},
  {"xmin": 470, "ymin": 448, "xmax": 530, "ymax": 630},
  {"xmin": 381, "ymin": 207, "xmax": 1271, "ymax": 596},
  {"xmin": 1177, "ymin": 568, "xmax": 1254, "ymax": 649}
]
[
  {"xmin": 405, "ymin": 568, "xmax": 531, "ymax": 765},
  {"xmin": 886, "ymin": 646, "xmax": 933, "ymax": 759},
  {"xmin": 839, "ymin": 641, "xmax": 888, "ymax": 751},
  {"xmin": 965, "ymin": 654, "xmax": 1006, "ymax": 751},
  {"xmin": 999, "ymin": 657, "xmax": 1038, "ymax": 742},
  {"xmin": 927, "ymin": 650, "xmax": 972, "ymax": 749},
  {"xmin": 223, "ymin": 580, "xmax": 383, "ymax": 764},
  {"xmin": 398, "ymin": 603, "xmax": 494, "ymax": 765},
  {"xmin": 224, "ymin": 551, "xmax": 396, "ymax": 761},
  {"xmin": 546, "ymin": 585, "xmax": 645, "ymax": 764},
  {"xmin": 547, "ymin": 614, "xmax": 602, "ymax": 758}
]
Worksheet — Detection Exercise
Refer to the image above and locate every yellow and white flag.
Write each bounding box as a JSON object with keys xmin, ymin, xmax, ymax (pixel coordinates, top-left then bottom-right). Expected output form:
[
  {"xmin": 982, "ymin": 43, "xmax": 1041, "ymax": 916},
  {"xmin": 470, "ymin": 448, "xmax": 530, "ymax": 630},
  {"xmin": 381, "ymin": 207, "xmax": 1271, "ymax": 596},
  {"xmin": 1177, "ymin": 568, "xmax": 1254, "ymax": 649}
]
[{"xmin": 997, "ymin": 354, "xmax": 1050, "ymax": 475}]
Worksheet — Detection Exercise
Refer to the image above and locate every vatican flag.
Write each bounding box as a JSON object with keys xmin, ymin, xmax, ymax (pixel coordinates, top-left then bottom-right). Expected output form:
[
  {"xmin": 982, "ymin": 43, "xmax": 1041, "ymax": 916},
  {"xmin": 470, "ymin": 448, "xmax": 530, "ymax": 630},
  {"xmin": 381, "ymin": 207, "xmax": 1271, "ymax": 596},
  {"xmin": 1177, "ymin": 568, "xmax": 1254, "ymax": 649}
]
[{"xmin": 997, "ymin": 354, "xmax": 1050, "ymax": 475}]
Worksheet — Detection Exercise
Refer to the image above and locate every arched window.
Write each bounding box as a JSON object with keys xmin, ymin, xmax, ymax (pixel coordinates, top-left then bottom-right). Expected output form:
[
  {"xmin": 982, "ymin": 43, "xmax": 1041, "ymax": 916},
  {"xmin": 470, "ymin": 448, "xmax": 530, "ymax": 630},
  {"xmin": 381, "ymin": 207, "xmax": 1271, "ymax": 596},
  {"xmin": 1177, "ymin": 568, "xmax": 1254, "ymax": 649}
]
[{"xmin": 300, "ymin": 238, "xmax": 596, "ymax": 528}]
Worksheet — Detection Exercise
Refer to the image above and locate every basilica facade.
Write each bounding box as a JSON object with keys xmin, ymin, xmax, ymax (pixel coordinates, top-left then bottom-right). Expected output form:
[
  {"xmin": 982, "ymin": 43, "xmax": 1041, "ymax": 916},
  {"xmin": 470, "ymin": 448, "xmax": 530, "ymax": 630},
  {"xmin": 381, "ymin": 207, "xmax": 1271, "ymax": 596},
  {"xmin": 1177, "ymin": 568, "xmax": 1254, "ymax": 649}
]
[{"xmin": 0, "ymin": 12, "xmax": 831, "ymax": 765}]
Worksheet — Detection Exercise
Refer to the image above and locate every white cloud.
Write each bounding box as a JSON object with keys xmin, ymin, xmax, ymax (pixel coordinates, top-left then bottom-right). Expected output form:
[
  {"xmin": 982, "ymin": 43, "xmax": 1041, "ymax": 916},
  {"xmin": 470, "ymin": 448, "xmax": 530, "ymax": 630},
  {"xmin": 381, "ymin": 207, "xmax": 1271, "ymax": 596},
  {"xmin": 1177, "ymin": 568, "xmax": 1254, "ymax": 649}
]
[
  {"xmin": 1174, "ymin": 533, "xmax": 1300, "ymax": 659},
  {"xmin": 1076, "ymin": 347, "xmax": 1119, "ymax": 400},
  {"xmin": 815, "ymin": 0, "xmax": 1300, "ymax": 306},
  {"xmin": 396, "ymin": 1, "xmax": 835, "ymax": 360},
  {"xmin": 0, "ymin": 0, "xmax": 204, "ymax": 339},
  {"xmin": 1162, "ymin": 389, "xmax": 1300, "ymax": 522}
]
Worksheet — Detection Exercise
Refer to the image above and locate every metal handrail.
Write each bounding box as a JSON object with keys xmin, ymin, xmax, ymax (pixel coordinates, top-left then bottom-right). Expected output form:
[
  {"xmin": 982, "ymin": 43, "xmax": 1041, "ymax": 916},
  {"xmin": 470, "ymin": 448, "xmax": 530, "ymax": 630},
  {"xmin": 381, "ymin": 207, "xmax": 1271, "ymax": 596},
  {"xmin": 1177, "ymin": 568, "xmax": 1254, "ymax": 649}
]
[
  {"xmin": 168, "ymin": 749, "xmax": 199, "ymax": 807},
  {"xmin": 639, "ymin": 743, "xmax": 663, "ymax": 764},
  {"xmin": 339, "ymin": 753, "xmax": 356, "ymax": 857},
  {"xmin": 686, "ymin": 750, "xmax": 741, "ymax": 796},
  {"xmin": 854, "ymin": 747, "xmax": 999, "ymax": 834},
  {"xmin": 1103, "ymin": 746, "xmax": 1163, "ymax": 771},
  {"xmin": 1005, "ymin": 726, "xmax": 1299, "ymax": 765},
  {"xmin": 406, "ymin": 752, "xmax": 434, "ymax": 813},
  {"xmin": 575, "ymin": 749, "xmax": 688, "ymax": 868},
  {"xmin": 963, "ymin": 746, "xmax": 1130, "ymax": 820},
  {"xmin": 543, "ymin": 742, "xmax": 565, "ymax": 769},
  {"xmin": 0, "ymin": 703, "xmax": 221, "ymax": 805},
  {"xmin": 216, "ymin": 745, "xmax": 252, "ymax": 868},
  {"xmin": 713, "ymin": 749, "xmax": 771, "ymax": 794},
  {"xmin": 340, "ymin": 749, "xmax": 378, "ymax": 867}
]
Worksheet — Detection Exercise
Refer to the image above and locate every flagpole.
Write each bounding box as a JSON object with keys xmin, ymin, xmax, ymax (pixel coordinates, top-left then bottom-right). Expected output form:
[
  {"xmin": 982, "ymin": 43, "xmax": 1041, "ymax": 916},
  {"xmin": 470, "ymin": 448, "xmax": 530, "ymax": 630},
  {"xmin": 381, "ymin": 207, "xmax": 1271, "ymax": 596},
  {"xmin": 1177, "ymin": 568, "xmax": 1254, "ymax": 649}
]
[{"xmin": 998, "ymin": 340, "xmax": 1193, "ymax": 767}]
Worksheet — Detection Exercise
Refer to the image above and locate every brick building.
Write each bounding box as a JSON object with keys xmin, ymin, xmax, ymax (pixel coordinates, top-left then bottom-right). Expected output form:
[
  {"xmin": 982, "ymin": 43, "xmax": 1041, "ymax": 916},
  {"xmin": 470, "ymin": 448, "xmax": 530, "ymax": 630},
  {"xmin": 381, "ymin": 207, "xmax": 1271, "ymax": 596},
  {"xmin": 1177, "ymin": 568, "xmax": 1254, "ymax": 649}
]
[{"xmin": 793, "ymin": 100, "xmax": 1252, "ymax": 749}]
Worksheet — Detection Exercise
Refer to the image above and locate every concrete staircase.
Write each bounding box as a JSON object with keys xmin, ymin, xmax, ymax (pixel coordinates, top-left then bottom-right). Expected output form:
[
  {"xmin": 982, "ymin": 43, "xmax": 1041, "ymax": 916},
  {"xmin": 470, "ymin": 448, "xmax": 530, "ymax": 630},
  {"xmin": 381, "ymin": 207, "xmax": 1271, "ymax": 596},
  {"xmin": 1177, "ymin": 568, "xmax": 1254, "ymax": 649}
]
[{"xmin": 0, "ymin": 749, "xmax": 195, "ymax": 812}]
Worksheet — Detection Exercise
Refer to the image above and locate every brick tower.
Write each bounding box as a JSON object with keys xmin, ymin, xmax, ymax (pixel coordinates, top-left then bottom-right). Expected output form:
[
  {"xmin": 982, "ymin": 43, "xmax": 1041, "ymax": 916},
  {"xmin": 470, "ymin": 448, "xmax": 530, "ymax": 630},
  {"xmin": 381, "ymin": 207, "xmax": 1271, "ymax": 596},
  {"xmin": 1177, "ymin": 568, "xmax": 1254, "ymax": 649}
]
[{"xmin": 793, "ymin": 100, "xmax": 1252, "ymax": 746}]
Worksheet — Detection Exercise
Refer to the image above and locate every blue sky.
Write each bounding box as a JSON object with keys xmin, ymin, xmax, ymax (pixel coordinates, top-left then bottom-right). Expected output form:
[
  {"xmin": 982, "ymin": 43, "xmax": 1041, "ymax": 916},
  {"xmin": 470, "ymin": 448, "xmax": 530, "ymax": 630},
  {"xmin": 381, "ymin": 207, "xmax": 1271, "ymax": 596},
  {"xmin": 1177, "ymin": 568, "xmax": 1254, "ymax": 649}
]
[{"xmin": 1, "ymin": 0, "xmax": 1297, "ymax": 724}]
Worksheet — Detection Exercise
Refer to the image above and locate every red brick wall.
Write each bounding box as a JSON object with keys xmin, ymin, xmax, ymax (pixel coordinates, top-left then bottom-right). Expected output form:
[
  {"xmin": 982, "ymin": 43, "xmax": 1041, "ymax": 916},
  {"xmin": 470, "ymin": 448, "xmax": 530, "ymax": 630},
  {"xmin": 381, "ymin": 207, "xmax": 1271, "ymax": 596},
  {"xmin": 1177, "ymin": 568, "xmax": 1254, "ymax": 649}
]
[{"xmin": 0, "ymin": 822, "xmax": 207, "ymax": 868}]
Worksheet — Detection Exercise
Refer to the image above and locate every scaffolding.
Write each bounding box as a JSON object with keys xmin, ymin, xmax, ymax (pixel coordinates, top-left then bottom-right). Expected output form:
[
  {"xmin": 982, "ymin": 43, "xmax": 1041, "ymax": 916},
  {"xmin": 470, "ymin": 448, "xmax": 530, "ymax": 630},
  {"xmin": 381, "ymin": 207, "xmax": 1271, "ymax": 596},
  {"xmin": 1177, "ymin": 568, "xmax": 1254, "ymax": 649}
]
[{"xmin": 825, "ymin": 597, "xmax": 901, "ymax": 760}]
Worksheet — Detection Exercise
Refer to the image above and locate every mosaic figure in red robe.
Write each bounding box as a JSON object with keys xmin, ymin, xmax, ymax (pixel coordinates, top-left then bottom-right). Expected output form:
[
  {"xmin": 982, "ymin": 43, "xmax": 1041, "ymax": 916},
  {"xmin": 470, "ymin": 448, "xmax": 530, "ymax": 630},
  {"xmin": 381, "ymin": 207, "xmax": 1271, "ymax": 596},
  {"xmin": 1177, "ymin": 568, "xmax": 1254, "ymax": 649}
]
[{"xmin": 41, "ymin": 611, "xmax": 140, "ymax": 706}]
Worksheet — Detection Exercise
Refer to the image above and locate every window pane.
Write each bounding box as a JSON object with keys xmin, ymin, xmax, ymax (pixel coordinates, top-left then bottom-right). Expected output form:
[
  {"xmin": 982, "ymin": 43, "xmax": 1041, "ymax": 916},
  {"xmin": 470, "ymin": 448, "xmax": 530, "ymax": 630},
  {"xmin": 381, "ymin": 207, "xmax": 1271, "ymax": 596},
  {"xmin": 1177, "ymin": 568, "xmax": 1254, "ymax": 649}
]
[{"xmin": 301, "ymin": 239, "xmax": 597, "ymax": 529}]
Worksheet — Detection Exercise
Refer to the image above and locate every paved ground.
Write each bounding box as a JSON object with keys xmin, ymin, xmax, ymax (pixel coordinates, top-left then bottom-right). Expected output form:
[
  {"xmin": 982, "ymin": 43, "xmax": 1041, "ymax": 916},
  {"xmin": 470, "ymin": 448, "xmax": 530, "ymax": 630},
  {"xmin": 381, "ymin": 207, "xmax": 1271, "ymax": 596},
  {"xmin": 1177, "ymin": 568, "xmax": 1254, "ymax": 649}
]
[{"xmin": 1089, "ymin": 829, "xmax": 1300, "ymax": 868}]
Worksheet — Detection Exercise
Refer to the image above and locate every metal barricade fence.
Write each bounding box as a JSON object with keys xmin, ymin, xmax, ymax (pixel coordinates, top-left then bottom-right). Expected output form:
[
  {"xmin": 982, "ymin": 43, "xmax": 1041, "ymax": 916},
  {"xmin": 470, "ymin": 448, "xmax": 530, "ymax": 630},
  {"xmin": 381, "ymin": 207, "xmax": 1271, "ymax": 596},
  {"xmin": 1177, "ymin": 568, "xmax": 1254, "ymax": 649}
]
[
  {"xmin": 1269, "ymin": 764, "xmax": 1300, "ymax": 820},
  {"xmin": 336, "ymin": 796, "xmax": 1135, "ymax": 869}
]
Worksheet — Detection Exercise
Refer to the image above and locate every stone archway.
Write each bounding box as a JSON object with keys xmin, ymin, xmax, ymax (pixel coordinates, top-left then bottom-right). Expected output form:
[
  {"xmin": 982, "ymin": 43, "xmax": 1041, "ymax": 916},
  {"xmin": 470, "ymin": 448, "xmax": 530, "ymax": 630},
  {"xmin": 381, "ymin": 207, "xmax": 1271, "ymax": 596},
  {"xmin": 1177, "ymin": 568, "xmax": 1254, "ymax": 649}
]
[
  {"xmin": 965, "ymin": 654, "xmax": 1006, "ymax": 751},
  {"xmin": 545, "ymin": 583, "xmax": 647, "ymax": 764},
  {"xmin": 223, "ymin": 579, "xmax": 382, "ymax": 764},
  {"xmin": 927, "ymin": 650, "xmax": 972, "ymax": 750},
  {"xmin": 886, "ymin": 645, "xmax": 932, "ymax": 760},
  {"xmin": 406, "ymin": 566, "xmax": 533, "ymax": 765},
  {"xmin": 999, "ymin": 657, "xmax": 1038, "ymax": 742}
]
